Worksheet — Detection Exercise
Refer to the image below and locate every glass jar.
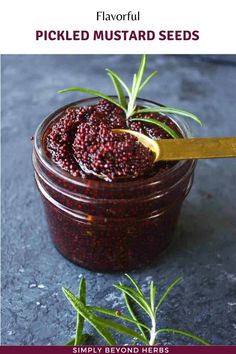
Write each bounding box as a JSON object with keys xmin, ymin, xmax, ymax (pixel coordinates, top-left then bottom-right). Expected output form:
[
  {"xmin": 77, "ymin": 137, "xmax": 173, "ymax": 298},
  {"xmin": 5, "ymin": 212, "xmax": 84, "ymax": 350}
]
[{"xmin": 32, "ymin": 97, "xmax": 196, "ymax": 272}]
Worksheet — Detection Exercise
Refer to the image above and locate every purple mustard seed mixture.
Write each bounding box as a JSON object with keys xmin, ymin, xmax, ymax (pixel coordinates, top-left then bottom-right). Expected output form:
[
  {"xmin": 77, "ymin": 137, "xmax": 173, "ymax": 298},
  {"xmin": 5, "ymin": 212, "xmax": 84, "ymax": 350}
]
[
  {"xmin": 45, "ymin": 99, "xmax": 179, "ymax": 181},
  {"xmin": 72, "ymin": 122, "xmax": 154, "ymax": 180}
]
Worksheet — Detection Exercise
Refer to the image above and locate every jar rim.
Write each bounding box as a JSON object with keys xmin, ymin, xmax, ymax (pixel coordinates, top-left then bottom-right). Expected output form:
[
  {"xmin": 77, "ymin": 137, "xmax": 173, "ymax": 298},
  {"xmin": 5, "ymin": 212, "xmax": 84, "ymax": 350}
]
[{"xmin": 33, "ymin": 96, "xmax": 195, "ymax": 188}]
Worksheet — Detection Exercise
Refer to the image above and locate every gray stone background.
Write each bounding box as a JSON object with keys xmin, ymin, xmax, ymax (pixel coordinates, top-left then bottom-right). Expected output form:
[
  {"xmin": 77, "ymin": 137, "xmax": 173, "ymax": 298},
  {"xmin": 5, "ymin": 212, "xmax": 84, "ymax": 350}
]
[{"xmin": 1, "ymin": 55, "xmax": 236, "ymax": 345}]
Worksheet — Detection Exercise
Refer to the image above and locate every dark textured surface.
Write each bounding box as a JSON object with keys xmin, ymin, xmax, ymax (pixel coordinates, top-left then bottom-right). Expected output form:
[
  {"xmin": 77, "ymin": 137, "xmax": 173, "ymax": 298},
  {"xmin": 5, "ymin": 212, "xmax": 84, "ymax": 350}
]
[{"xmin": 1, "ymin": 55, "xmax": 236, "ymax": 345}]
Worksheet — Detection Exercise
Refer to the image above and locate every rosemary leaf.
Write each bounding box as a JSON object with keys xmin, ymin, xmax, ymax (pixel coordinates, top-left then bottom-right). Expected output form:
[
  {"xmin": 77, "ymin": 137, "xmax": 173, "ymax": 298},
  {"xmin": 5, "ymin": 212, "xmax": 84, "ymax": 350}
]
[
  {"xmin": 127, "ymin": 54, "xmax": 147, "ymax": 117},
  {"xmin": 133, "ymin": 107, "xmax": 203, "ymax": 126},
  {"xmin": 155, "ymin": 277, "xmax": 182, "ymax": 314},
  {"xmin": 74, "ymin": 277, "xmax": 86, "ymax": 345},
  {"xmin": 139, "ymin": 70, "xmax": 158, "ymax": 92},
  {"xmin": 156, "ymin": 328, "xmax": 210, "ymax": 346},
  {"xmin": 105, "ymin": 69, "xmax": 131, "ymax": 100},
  {"xmin": 130, "ymin": 117, "xmax": 179, "ymax": 139},
  {"xmin": 125, "ymin": 274, "xmax": 145, "ymax": 297},
  {"xmin": 107, "ymin": 72, "xmax": 127, "ymax": 108},
  {"xmin": 134, "ymin": 54, "xmax": 147, "ymax": 99},
  {"xmin": 89, "ymin": 306, "xmax": 149, "ymax": 331},
  {"xmin": 114, "ymin": 284, "xmax": 152, "ymax": 317},
  {"xmin": 121, "ymin": 290, "xmax": 148, "ymax": 340},
  {"xmin": 94, "ymin": 316, "xmax": 149, "ymax": 344},
  {"xmin": 58, "ymin": 87, "xmax": 124, "ymax": 111},
  {"xmin": 131, "ymin": 74, "xmax": 137, "ymax": 96},
  {"xmin": 150, "ymin": 281, "xmax": 157, "ymax": 313}
]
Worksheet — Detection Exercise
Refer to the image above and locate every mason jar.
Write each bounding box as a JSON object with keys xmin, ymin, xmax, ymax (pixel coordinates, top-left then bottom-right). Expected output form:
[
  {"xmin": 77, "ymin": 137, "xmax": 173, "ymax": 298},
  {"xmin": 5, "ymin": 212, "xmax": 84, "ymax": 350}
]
[{"xmin": 32, "ymin": 97, "xmax": 196, "ymax": 271}]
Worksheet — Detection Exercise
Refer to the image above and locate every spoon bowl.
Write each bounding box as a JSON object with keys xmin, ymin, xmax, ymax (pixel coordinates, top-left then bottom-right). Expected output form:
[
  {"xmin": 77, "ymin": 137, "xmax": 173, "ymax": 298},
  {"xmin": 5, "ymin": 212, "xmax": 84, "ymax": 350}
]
[
  {"xmin": 77, "ymin": 129, "xmax": 236, "ymax": 182},
  {"xmin": 112, "ymin": 129, "xmax": 160, "ymax": 162},
  {"xmin": 113, "ymin": 129, "xmax": 236, "ymax": 161}
]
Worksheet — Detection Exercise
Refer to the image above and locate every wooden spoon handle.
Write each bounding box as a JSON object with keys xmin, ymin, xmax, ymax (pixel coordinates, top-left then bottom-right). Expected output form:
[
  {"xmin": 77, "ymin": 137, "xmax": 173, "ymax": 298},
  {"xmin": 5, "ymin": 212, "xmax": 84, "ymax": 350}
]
[{"xmin": 157, "ymin": 137, "xmax": 236, "ymax": 161}]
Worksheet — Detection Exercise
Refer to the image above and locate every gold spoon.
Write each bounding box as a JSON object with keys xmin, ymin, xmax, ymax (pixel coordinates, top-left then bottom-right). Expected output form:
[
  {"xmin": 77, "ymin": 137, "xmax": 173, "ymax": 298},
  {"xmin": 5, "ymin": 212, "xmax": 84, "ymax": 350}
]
[{"xmin": 112, "ymin": 129, "xmax": 236, "ymax": 163}]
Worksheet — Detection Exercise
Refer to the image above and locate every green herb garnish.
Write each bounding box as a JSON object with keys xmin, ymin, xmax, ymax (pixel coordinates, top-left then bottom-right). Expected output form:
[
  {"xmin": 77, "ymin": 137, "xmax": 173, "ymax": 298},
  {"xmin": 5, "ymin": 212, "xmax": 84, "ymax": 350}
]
[
  {"xmin": 58, "ymin": 55, "xmax": 203, "ymax": 138},
  {"xmin": 63, "ymin": 275, "xmax": 210, "ymax": 346}
]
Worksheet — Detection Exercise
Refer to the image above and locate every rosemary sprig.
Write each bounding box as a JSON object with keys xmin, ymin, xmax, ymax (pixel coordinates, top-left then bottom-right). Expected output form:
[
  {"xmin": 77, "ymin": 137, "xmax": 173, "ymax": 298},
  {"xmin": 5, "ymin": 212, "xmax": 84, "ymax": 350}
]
[
  {"xmin": 58, "ymin": 55, "xmax": 203, "ymax": 138},
  {"xmin": 63, "ymin": 275, "xmax": 210, "ymax": 346}
]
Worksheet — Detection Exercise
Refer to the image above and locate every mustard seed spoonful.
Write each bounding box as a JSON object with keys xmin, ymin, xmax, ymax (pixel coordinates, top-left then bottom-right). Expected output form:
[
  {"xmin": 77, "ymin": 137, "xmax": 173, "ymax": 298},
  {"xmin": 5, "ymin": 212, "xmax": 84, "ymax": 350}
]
[{"xmin": 112, "ymin": 129, "xmax": 236, "ymax": 162}]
